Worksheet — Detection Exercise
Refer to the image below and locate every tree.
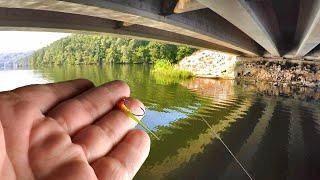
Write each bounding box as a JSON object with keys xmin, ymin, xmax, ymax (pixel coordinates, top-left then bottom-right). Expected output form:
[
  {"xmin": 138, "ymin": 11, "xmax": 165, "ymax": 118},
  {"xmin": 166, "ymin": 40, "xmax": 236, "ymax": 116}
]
[
  {"xmin": 29, "ymin": 34, "xmax": 198, "ymax": 66},
  {"xmin": 176, "ymin": 45, "xmax": 195, "ymax": 61}
]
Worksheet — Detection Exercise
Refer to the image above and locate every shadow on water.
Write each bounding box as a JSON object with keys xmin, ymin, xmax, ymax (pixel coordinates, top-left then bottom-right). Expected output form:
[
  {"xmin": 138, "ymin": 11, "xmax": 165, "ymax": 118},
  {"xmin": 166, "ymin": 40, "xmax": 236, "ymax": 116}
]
[
  {"xmin": 251, "ymin": 102, "xmax": 291, "ymax": 180},
  {"xmin": 300, "ymin": 103, "xmax": 320, "ymax": 179},
  {"xmin": 19, "ymin": 65, "xmax": 320, "ymax": 180},
  {"xmin": 165, "ymin": 98, "xmax": 266, "ymax": 180}
]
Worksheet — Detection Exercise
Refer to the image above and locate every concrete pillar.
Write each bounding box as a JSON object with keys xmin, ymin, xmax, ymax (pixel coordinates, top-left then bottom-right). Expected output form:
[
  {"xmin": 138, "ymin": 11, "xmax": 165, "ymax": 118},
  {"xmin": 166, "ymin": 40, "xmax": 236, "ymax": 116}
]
[
  {"xmin": 294, "ymin": 0, "xmax": 320, "ymax": 57},
  {"xmin": 197, "ymin": 0, "xmax": 280, "ymax": 56}
]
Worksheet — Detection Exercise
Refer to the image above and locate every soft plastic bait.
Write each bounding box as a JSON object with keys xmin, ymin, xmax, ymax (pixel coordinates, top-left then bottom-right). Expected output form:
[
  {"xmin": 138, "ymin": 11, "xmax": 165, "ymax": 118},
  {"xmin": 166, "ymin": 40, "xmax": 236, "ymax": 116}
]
[{"xmin": 117, "ymin": 98, "xmax": 160, "ymax": 140}]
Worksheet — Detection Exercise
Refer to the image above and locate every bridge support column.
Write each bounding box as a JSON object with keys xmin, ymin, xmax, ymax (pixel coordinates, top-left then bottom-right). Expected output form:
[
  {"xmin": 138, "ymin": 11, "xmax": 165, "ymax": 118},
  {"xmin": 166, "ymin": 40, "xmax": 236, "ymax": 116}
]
[{"xmin": 197, "ymin": 0, "xmax": 280, "ymax": 57}]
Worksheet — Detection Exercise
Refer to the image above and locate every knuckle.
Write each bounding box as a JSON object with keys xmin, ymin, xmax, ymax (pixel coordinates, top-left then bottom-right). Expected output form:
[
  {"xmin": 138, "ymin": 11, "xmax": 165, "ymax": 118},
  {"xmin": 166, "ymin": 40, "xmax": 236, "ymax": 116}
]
[
  {"xmin": 132, "ymin": 129, "xmax": 151, "ymax": 146},
  {"xmin": 0, "ymin": 92, "xmax": 7, "ymax": 99},
  {"xmin": 47, "ymin": 133, "xmax": 71, "ymax": 148},
  {"xmin": 44, "ymin": 84, "xmax": 60, "ymax": 97},
  {"xmin": 70, "ymin": 143, "xmax": 87, "ymax": 158},
  {"xmin": 0, "ymin": 91, "xmax": 20, "ymax": 102},
  {"xmin": 102, "ymin": 157, "xmax": 130, "ymax": 180},
  {"xmin": 76, "ymin": 142, "xmax": 89, "ymax": 160},
  {"xmin": 72, "ymin": 124, "xmax": 116, "ymax": 161},
  {"xmin": 77, "ymin": 78, "xmax": 95, "ymax": 87},
  {"xmin": 76, "ymin": 97, "xmax": 98, "ymax": 120},
  {"xmin": 109, "ymin": 80, "xmax": 130, "ymax": 94},
  {"xmin": 0, "ymin": 93, "xmax": 11, "ymax": 108},
  {"xmin": 29, "ymin": 133, "xmax": 71, "ymax": 163},
  {"xmin": 0, "ymin": 93, "xmax": 39, "ymax": 124},
  {"xmin": 14, "ymin": 84, "xmax": 42, "ymax": 95},
  {"xmin": 13, "ymin": 100, "xmax": 38, "ymax": 115},
  {"xmin": 30, "ymin": 117, "xmax": 64, "ymax": 146},
  {"xmin": 93, "ymin": 124, "xmax": 117, "ymax": 143},
  {"xmin": 56, "ymin": 115, "xmax": 71, "ymax": 134},
  {"xmin": 113, "ymin": 80, "xmax": 128, "ymax": 87}
]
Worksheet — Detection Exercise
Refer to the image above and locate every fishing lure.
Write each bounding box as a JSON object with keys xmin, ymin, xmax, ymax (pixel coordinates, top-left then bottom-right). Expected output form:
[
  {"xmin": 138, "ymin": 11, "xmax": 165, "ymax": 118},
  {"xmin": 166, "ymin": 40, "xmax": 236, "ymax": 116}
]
[{"xmin": 117, "ymin": 98, "xmax": 160, "ymax": 140}]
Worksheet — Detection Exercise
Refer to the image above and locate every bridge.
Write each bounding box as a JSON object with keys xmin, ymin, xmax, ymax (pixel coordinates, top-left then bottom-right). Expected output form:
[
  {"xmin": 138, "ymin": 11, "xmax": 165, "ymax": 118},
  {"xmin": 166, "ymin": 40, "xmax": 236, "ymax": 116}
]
[{"xmin": 1, "ymin": 0, "xmax": 320, "ymax": 62}]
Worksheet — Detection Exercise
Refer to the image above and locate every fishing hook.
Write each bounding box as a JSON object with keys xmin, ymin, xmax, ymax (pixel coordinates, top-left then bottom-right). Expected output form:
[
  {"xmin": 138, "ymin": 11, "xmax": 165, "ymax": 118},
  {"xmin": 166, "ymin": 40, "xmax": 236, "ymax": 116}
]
[{"xmin": 123, "ymin": 98, "xmax": 146, "ymax": 117}]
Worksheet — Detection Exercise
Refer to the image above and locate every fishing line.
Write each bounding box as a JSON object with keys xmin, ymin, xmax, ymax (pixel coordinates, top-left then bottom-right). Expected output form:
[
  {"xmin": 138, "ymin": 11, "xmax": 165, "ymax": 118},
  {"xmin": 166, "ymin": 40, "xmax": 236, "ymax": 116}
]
[{"xmin": 200, "ymin": 117, "xmax": 254, "ymax": 180}]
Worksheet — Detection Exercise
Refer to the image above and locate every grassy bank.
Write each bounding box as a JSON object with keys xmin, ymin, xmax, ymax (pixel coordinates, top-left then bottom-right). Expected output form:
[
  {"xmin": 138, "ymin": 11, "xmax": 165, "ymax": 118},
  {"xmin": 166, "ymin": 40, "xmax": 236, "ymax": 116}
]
[{"xmin": 151, "ymin": 60, "xmax": 193, "ymax": 84}]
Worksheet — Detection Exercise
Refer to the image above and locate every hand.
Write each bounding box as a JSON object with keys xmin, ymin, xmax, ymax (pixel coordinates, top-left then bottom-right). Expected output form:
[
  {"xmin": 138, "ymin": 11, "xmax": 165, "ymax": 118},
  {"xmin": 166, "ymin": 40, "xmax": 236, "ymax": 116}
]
[{"xmin": 0, "ymin": 79, "xmax": 150, "ymax": 180}]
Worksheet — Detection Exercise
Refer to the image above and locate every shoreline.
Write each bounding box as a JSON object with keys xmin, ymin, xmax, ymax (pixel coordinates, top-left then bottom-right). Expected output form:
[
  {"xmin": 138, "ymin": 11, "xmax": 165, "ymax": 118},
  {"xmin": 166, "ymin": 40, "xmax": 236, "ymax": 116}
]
[
  {"xmin": 235, "ymin": 60, "xmax": 320, "ymax": 88},
  {"xmin": 178, "ymin": 50, "xmax": 320, "ymax": 88}
]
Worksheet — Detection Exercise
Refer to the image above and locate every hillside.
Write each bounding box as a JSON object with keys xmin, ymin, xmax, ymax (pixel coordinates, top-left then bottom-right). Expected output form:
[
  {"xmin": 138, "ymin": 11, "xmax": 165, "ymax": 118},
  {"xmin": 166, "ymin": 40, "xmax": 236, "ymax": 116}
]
[
  {"xmin": 0, "ymin": 52, "xmax": 33, "ymax": 64},
  {"xmin": 29, "ymin": 34, "xmax": 196, "ymax": 66}
]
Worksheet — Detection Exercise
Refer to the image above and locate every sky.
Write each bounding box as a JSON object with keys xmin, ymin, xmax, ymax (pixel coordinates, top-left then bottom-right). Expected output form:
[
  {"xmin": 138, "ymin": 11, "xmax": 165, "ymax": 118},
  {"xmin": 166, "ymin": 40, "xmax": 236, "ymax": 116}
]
[{"xmin": 0, "ymin": 31, "xmax": 70, "ymax": 54}]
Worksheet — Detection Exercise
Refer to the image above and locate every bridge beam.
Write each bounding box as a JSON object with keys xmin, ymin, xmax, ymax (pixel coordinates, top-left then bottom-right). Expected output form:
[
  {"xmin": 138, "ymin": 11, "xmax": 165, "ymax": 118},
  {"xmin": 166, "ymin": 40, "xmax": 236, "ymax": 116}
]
[
  {"xmin": 294, "ymin": 0, "xmax": 320, "ymax": 57},
  {"xmin": 304, "ymin": 44, "xmax": 320, "ymax": 61},
  {"xmin": 197, "ymin": 0, "xmax": 280, "ymax": 57},
  {"xmin": 0, "ymin": 8, "xmax": 242, "ymax": 54},
  {"xmin": 0, "ymin": 0, "xmax": 262, "ymax": 56},
  {"xmin": 174, "ymin": 0, "xmax": 206, "ymax": 14}
]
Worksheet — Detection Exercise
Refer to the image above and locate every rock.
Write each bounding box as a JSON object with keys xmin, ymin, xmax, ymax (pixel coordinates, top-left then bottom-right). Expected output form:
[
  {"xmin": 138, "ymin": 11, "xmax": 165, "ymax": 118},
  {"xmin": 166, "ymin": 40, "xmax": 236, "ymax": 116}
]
[
  {"xmin": 235, "ymin": 60, "xmax": 319, "ymax": 88},
  {"xmin": 178, "ymin": 50, "xmax": 320, "ymax": 88},
  {"xmin": 178, "ymin": 50, "xmax": 237, "ymax": 79}
]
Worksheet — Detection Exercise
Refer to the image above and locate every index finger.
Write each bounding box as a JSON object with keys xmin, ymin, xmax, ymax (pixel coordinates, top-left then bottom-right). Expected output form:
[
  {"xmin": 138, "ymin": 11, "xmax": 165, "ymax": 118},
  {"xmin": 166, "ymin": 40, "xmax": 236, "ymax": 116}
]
[
  {"xmin": 47, "ymin": 80, "xmax": 130, "ymax": 135},
  {"xmin": 13, "ymin": 79, "xmax": 94, "ymax": 112}
]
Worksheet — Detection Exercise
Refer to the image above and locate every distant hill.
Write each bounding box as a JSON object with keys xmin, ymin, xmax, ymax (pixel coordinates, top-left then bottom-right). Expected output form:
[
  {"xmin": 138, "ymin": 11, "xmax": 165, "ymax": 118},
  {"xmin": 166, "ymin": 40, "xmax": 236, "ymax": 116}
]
[
  {"xmin": 0, "ymin": 52, "xmax": 33, "ymax": 65},
  {"xmin": 29, "ymin": 34, "xmax": 196, "ymax": 66}
]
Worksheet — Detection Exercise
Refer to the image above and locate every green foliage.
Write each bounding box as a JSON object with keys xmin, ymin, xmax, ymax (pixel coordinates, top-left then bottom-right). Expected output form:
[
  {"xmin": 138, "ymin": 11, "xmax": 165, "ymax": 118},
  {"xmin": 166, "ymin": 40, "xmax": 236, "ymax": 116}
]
[
  {"xmin": 29, "ymin": 34, "xmax": 196, "ymax": 66},
  {"xmin": 176, "ymin": 45, "xmax": 196, "ymax": 61},
  {"xmin": 151, "ymin": 59, "xmax": 193, "ymax": 84},
  {"xmin": 147, "ymin": 42, "xmax": 178, "ymax": 63}
]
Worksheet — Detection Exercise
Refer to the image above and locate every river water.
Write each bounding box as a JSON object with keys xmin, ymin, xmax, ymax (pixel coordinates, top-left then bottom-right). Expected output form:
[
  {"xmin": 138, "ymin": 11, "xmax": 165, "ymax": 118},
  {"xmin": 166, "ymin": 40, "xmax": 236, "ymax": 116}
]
[{"xmin": 0, "ymin": 65, "xmax": 320, "ymax": 180}]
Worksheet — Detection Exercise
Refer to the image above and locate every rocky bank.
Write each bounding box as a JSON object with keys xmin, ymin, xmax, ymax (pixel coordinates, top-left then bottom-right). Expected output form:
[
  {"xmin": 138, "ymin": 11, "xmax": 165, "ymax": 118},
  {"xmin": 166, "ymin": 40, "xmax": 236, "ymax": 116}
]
[
  {"xmin": 177, "ymin": 50, "xmax": 237, "ymax": 79},
  {"xmin": 178, "ymin": 50, "xmax": 320, "ymax": 88},
  {"xmin": 236, "ymin": 60, "xmax": 320, "ymax": 88}
]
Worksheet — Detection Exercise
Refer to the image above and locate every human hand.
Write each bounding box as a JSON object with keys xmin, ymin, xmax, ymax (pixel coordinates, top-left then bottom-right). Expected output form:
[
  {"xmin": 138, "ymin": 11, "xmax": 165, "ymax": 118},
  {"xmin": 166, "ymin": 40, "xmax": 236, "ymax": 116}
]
[{"xmin": 0, "ymin": 79, "xmax": 150, "ymax": 180}]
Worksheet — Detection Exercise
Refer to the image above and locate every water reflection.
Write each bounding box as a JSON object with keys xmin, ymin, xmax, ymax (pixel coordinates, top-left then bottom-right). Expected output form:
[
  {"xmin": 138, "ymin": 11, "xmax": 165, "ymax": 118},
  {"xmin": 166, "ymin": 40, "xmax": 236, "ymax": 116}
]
[
  {"xmin": 1, "ymin": 65, "xmax": 320, "ymax": 180},
  {"xmin": 0, "ymin": 69, "xmax": 49, "ymax": 91}
]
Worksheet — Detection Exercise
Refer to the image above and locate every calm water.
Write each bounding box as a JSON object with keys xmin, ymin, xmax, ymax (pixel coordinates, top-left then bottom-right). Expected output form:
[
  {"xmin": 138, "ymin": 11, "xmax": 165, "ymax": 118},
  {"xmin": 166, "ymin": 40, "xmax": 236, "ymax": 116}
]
[{"xmin": 1, "ymin": 65, "xmax": 320, "ymax": 180}]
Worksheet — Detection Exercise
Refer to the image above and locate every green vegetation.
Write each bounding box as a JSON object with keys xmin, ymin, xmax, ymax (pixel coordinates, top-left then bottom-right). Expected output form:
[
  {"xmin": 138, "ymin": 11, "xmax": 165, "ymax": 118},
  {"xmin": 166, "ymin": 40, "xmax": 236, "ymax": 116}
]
[
  {"xmin": 151, "ymin": 59, "xmax": 193, "ymax": 84},
  {"xmin": 29, "ymin": 34, "xmax": 196, "ymax": 66}
]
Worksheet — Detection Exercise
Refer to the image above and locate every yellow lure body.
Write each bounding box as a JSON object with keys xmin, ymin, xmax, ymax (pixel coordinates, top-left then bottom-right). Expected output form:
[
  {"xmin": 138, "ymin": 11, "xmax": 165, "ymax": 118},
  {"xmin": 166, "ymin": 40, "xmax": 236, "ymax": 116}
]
[{"xmin": 120, "ymin": 104, "xmax": 160, "ymax": 140}]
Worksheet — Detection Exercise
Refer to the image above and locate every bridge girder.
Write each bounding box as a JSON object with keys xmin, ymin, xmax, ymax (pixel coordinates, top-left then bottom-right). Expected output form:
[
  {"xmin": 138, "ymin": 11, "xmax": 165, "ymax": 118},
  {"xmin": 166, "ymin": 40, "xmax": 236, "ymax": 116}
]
[
  {"xmin": 1, "ymin": 0, "xmax": 320, "ymax": 61},
  {"xmin": 0, "ymin": 0, "xmax": 263, "ymax": 56},
  {"xmin": 197, "ymin": 0, "xmax": 281, "ymax": 57},
  {"xmin": 294, "ymin": 0, "xmax": 320, "ymax": 57},
  {"xmin": 0, "ymin": 8, "xmax": 243, "ymax": 54}
]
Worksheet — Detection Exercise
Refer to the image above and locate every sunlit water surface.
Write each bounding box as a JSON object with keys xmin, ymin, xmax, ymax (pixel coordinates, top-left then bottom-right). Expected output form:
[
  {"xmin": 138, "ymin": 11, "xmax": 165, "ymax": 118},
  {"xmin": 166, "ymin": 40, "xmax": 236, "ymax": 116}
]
[{"xmin": 1, "ymin": 65, "xmax": 320, "ymax": 180}]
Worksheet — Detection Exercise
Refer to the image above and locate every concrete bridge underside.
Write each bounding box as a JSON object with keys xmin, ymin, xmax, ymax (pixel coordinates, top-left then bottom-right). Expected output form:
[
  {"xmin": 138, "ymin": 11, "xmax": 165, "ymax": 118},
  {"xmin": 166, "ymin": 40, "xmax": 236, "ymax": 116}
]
[{"xmin": 1, "ymin": 0, "xmax": 320, "ymax": 62}]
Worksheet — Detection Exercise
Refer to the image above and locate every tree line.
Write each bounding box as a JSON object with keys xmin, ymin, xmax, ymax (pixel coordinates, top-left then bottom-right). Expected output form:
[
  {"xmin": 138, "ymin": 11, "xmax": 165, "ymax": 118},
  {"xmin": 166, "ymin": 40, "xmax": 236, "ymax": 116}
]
[{"xmin": 29, "ymin": 34, "xmax": 196, "ymax": 66}]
